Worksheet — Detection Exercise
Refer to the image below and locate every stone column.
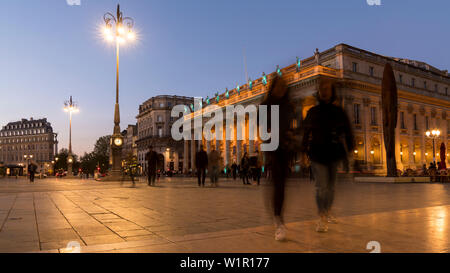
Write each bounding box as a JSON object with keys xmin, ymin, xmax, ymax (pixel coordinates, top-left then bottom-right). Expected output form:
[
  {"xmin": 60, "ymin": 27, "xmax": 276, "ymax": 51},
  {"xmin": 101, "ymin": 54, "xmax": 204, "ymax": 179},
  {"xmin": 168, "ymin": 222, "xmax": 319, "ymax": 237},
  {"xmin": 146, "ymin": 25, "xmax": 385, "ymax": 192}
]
[
  {"xmin": 206, "ymin": 140, "xmax": 211, "ymax": 154},
  {"xmin": 184, "ymin": 140, "xmax": 189, "ymax": 173},
  {"xmin": 363, "ymin": 98, "xmax": 371, "ymax": 168},
  {"xmin": 395, "ymin": 114, "xmax": 402, "ymax": 171},
  {"xmin": 443, "ymin": 112, "xmax": 449, "ymax": 166},
  {"xmin": 407, "ymin": 105, "xmax": 414, "ymax": 168},
  {"xmin": 225, "ymin": 140, "xmax": 230, "ymax": 167},
  {"xmin": 191, "ymin": 134, "xmax": 196, "ymax": 171},
  {"xmin": 420, "ymin": 107, "xmax": 426, "ymax": 166}
]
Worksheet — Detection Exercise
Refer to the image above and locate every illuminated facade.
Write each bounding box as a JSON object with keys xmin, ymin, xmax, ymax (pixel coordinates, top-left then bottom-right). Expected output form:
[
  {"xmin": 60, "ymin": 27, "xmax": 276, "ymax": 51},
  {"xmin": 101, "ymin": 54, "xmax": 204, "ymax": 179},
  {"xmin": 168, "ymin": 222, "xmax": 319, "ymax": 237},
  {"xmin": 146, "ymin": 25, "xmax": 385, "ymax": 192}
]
[{"xmin": 182, "ymin": 43, "xmax": 450, "ymax": 174}]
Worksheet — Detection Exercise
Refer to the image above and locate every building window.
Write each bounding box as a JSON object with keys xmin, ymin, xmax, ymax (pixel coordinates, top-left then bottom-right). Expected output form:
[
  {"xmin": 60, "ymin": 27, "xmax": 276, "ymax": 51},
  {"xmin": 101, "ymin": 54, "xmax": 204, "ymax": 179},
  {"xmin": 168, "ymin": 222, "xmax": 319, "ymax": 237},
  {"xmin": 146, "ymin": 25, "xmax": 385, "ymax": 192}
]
[
  {"xmin": 354, "ymin": 104, "xmax": 361, "ymax": 125},
  {"xmin": 435, "ymin": 84, "xmax": 438, "ymax": 92},
  {"xmin": 424, "ymin": 81, "xmax": 427, "ymax": 89},
  {"xmin": 159, "ymin": 103, "xmax": 164, "ymax": 108},
  {"xmin": 413, "ymin": 114, "xmax": 418, "ymax": 130},
  {"xmin": 400, "ymin": 112, "xmax": 406, "ymax": 129},
  {"xmin": 370, "ymin": 107, "xmax": 377, "ymax": 125},
  {"xmin": 446, "ymin": 87, "xmax": 448, "ymax": 96},
  {"xmin": 412, "ymin": 78, "xmax": 415, "ymax": 87},
  {"xmin": 158, "ymin": 127, "xmax": 163, "ymax": 137},
  {"xmin": 399, "ymin": 74, "xmax": 403, "ymax": 84},
  {"xmin": 352, "ymin": 62, "xmax": 358, "ymax": 73},
  {"xmin": 369, "ymin": 66, "xmax": 374, "ymax": 77},
  {"xmin": 426, "ymin": 116, "xmax": 429, "ymax": 131},
  {"xmin": 157, "ymin": 115, "xmax": 162, "ymax": 122}
]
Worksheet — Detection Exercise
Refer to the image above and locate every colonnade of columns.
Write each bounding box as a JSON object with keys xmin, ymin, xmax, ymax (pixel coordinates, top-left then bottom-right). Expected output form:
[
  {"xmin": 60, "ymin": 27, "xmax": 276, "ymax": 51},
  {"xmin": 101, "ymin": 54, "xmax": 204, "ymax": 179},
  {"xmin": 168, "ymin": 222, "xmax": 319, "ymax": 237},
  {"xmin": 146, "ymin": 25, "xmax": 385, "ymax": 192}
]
[{"xmin": 182, "ymin": 118, "xmax": 260, "ymax": 173}]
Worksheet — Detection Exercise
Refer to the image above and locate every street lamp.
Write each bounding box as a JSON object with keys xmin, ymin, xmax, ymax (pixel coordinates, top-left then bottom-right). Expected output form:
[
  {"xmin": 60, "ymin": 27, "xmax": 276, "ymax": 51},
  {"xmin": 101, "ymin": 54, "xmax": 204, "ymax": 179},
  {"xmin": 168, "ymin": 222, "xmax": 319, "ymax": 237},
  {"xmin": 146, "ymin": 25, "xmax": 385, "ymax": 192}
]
[
  {"xmin": 102, "ymin": 5, "xmax": 135, "ymax": 179},
  {"xmin": 24, "ymin": 154, "xmax": 33, "ymax": 176},
  {"xmin": 425, "ymin": 129, "xmax": 440, "ymax": 165},
  {"xmin": 64, "ymin": 96, "xmax": 79, "ymax": 177}
]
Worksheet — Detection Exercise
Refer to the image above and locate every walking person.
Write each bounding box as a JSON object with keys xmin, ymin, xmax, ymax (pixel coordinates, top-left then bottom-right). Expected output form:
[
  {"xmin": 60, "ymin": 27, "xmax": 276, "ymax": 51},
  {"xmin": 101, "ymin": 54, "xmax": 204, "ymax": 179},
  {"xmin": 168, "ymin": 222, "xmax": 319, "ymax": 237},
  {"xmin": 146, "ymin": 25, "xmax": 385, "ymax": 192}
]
[
  {"xmin": 261, "ymin": 75, "xmax": 297, "ymax": 241},
  {"xmin": 208, "ymin": 147, "xmax": 221, "ymax": 187},
  {"xmin": 240, "ymin": 153, "xmax": 250, "ymax": 185},
  {"xmin": 28, "ymin": 161, "xmax": 37, "ymax": 183},
  {"xmin": 301, "ymin": 78, "xmax": 354, "ymax": 233},
  {"xmin": 231, "ymin": 162, "xmax": 238, "ymax": 180},
  {"xmin": 145, "ymin": 145, "xmax": 158, "ymax": 186},
  {"xmin": 196, "ymin": 145, "xmax": 208, "ymax": 187}
]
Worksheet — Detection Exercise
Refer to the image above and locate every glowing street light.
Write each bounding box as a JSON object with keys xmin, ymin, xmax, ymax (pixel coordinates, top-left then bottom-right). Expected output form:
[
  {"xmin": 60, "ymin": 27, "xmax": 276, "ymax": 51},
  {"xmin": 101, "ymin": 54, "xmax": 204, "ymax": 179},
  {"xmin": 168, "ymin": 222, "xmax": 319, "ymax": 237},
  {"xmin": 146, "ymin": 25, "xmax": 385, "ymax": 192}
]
[
  {"xmin": 102, "ymin": 4, "xmax": 136, "ymax": 179},
  {"xmin": 64, "ymin": 96, "xmax": 78, "ymax": 177},
  {"xmin": 425, "ymin": 129, "xmax": 441, "ymax": 165}
]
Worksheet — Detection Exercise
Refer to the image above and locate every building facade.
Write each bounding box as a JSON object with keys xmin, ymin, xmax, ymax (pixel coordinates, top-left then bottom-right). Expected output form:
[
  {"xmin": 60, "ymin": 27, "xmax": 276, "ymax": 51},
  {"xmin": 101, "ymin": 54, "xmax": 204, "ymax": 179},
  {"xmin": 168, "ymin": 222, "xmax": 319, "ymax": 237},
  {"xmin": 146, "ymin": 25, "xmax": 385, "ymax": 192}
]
[
  {"xmin": 122, "ymin": 124, "xmax": 138, "ymax": 158},
  {"xmin": 136, "ymin": 95, "xmax": 194, "ymax": 173},
  {"xmin": 0, "ymin": 118, "xmax": 58, "ymax": 175},
  {"xmin": 182, "ymin": 43, "xmax": 450, "ymax": 175}
]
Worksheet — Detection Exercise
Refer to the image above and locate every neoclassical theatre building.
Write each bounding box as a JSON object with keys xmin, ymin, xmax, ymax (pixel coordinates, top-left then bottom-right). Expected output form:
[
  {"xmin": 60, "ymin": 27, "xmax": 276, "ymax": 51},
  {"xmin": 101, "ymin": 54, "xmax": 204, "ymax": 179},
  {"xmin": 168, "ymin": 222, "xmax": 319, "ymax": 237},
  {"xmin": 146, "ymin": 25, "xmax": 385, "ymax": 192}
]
[{"xmin": 181, "ymin": 43, "xmax": 450, "ymax": 174}]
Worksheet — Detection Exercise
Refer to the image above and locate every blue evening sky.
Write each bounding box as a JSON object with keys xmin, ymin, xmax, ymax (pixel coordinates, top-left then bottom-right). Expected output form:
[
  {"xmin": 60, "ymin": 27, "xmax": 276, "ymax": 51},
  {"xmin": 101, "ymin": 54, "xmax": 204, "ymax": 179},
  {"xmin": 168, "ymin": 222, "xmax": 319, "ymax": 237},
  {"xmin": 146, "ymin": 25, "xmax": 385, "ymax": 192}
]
[{"xmin": 1, "ymin": 0, "xmax": 449, "ymax": 155}]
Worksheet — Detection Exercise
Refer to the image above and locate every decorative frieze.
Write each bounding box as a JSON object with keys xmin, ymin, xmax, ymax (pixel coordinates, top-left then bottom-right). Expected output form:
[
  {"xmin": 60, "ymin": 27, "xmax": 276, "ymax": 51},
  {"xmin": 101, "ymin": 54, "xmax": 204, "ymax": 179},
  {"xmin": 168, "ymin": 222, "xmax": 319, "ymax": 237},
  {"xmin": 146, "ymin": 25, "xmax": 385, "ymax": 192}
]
[
  {"xmin": 419, "ymin": 106, "xmax": 425, "ymax": 116},
  {"xmin": 363, "ymin": 97, "xmax": 371, "ymax": 107},
  {"xmin": 431, "ymin": 109, "xmax": 437, "ymax": 118},
  {"xmin": 407, "ymin": 104, "xmax": 414, "ymax": 114}
]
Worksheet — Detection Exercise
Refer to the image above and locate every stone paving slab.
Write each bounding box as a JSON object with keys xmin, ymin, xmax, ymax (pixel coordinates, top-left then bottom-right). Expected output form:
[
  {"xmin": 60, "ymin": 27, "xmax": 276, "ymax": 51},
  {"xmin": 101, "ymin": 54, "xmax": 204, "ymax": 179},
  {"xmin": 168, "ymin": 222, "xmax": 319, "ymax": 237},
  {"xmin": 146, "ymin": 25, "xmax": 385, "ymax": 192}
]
[{"xmin": 1, "ymin": 177, "xmax": 450, "ymax": 253}]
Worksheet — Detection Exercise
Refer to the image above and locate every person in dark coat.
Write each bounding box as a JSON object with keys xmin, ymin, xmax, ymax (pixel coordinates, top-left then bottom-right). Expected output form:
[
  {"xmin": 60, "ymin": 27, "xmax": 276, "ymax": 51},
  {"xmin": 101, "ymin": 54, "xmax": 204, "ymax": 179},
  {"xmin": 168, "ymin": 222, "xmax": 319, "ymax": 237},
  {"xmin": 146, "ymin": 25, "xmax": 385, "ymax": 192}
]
[
  {"xmin": 301, "ymin": 78, "xmax": 354, "ymax": 233},
  {"xmin": 231, "ymin": 162, "xmax": 238, "ymax": 180},
  {"xmin": 195, "ymin": 145, "xmax": 208, "ymax": 187},
  {"xmin": 240, "ymin": 153, "xmax": 250, "ymax": 185},
  {"xmin": 145, "ymin": 146, "xmax": 158, "ymax": 186},
  {"xmin": 261, "ymin": 75, "xmax": 296, "ymax": 241},
  {"xmin": 28, "ymin": 162, "xmax": 37, "ymax": 183}
]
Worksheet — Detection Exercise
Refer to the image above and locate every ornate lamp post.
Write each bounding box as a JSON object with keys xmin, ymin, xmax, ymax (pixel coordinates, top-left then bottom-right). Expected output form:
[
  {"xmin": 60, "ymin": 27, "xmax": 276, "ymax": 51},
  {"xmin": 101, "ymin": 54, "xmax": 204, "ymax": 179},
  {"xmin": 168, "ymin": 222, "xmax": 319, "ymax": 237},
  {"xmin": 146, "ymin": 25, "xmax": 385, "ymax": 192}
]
[
  {"xmin": 23, "ymin": 154, "xmax": 33, "ymax": 176},
  {"xmin": 102, "ymin": 4, "xmax": 135, "ymax": 179},
  {"xmin": 64, "ymin": 96, "xmax": 79, "ymax": 177},
  {"xmin": 425, "ymin": 129, "xmax": 440, "ymax": 165}
]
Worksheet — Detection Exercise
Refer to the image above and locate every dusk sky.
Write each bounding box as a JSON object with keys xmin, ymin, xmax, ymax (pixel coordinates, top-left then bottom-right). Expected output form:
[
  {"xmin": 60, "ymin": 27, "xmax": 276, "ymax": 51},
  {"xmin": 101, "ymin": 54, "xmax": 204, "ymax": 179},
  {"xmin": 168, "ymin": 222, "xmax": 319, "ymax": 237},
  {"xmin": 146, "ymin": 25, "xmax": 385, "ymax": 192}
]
[{"xmin": 2, "ymin": 0, "xmax": 449, "ymax": 156}]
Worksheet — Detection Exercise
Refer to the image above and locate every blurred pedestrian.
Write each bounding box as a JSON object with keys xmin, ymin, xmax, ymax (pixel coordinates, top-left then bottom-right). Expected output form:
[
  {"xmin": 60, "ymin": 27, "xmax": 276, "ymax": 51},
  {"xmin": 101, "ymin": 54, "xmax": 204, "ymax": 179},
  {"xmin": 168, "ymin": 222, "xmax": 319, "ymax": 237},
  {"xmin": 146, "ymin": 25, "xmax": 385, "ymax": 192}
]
[
  {"xmin": 28, "ymin": 161, "xmax": 37, "ymax": 183},
  {"xmin": 196, "ymin": 145, "xmax": 208, "ymax": 187},
  {"xmin": 301, "ymin": 78, "xmax": 354, "ymax": 233},
  {"xmin": 146, "ymin": 145, "xmax": 158, "ymax": 186},
  {"xmin": 231, "ymin": 162, "xmax": 238, "ymax": 180},
  {"xmin": 261, "ymin": 75, "xmax": 296, "ymax": 241},
  {"xmin": 240, "ymin": 153, "xmax": 250, "ymax": 185},
  {"xmin": 208, "ymin": 147, "xmax": 221, "ymax": 187}
]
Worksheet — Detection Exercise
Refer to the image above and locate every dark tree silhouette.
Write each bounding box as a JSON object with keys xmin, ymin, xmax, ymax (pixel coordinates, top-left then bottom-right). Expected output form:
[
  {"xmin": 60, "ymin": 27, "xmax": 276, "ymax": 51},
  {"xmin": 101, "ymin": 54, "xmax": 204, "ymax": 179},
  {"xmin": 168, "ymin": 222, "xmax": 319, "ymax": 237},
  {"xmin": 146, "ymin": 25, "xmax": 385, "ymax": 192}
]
[{"xmin": 381, "ymin": 63, "xmax": 398, "ymax": 177}]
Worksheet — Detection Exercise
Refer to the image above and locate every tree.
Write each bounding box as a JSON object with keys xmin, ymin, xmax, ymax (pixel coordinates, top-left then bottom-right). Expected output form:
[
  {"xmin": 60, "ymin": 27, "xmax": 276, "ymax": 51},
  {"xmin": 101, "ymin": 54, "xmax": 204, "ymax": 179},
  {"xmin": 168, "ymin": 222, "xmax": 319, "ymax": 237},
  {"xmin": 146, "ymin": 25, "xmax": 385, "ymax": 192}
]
[
  {"xmin": 54, "ymin": 148, "xmax": 80, "ymax": 173},
  {"xmin": 93, "ymin": 135, "xmax": 111, "ymax": 174},
  {"xmin": 80, "ymin": 152, "xmax": 97, "ymax": 175},
  {"xmin": 381, "ymin": 63, "xmax": 398, "ymax": 177}
]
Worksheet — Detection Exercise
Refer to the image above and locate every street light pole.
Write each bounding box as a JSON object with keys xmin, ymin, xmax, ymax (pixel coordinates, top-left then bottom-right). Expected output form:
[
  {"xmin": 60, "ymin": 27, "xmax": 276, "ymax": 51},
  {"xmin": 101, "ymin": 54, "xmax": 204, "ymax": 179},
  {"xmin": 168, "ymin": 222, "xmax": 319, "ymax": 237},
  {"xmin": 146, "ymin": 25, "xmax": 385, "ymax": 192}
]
[
  {"xmin": 102, "ymin": 4, "xmax": 135, "ymax": 179},
  {"xmin": 425, "ymin": 129, "xmax": 441, "ymax": 166},
  {"xmin": 64, "ymin": 96, "xmax": 78, "ymax": 177}
]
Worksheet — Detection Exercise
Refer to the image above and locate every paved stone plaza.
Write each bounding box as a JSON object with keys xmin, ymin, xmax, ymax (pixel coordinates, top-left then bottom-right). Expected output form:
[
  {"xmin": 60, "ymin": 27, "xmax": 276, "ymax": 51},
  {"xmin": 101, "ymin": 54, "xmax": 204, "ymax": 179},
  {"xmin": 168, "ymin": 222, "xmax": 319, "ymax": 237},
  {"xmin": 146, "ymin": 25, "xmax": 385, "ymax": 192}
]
[{"xmin": 0, "ymin": 176, "xmax": 449, "ymax": 253}]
